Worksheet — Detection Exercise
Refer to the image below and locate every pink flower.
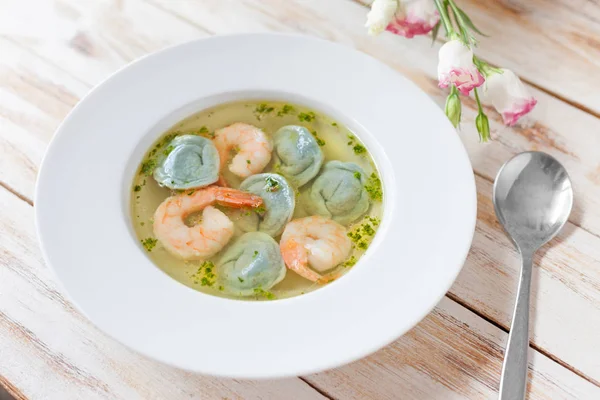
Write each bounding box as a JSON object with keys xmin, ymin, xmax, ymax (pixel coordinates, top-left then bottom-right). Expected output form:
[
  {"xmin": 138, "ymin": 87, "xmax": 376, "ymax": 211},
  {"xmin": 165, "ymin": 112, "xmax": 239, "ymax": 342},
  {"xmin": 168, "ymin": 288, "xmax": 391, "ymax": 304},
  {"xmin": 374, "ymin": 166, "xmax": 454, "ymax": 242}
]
[
  {"xmin": 483, "ymin": 69, "xmax": 537, "ymax": 126},
  {"xmin": 365, "ymin": 0, "xmax": 398, "ymax": 36},
  {"xmin": 386, "ymin": 0, "xmax": 440, "ymax": 38},
  {"xmin": 437, "ymin": 40, "xmax": 484, "ymax": 95}
]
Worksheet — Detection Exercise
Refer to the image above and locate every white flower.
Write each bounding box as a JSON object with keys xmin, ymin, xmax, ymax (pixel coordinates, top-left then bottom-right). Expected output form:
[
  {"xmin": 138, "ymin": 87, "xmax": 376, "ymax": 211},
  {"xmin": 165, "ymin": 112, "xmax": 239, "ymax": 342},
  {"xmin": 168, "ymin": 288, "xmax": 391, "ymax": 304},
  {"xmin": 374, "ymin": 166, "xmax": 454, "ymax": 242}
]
[
  {"xmin": 437, "ymin": 40, "xmax": 484, "ymax": 95},
  {"xmin": 386, "ymin": 0, "xmax": 439, "ymax": 38},
  {"xmin": 484, "ymin": 69, "xmax": 537, "ymax": 126},
  {"xmin": 365, "ymin": 0, "xmax": 398, "ymax": 36}
]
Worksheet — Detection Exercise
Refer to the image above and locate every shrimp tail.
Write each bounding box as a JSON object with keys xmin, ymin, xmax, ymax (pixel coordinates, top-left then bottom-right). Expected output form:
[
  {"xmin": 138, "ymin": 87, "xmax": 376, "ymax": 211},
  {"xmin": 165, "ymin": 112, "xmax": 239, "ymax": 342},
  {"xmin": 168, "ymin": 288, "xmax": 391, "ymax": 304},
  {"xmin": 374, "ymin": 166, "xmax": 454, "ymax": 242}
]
[
  {"xmin": 281, "ymin": 239, "xmax": 324, "ymax": 282},
  {"xmin": 213, "ymin": 187, "xmax": 263, "ymax": 208}
]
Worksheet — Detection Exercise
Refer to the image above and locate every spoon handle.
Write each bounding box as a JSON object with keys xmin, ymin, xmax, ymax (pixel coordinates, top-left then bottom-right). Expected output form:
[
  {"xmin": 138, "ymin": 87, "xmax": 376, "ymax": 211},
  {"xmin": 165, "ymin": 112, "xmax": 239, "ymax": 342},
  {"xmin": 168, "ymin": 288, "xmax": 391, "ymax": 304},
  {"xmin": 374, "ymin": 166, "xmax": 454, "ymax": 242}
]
[{"xmin": 499, "ymin": 251, "xmax": 533, "ymax": 400}]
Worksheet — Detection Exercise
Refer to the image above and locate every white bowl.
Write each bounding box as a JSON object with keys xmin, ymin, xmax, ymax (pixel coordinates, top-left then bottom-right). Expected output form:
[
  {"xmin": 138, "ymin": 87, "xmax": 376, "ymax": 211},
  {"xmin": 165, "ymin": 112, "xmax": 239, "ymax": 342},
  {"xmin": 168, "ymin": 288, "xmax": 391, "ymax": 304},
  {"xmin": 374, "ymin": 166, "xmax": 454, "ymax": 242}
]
[{"xmin": 35, "ymin": 34, "xmax": 476, "ymax": 378}]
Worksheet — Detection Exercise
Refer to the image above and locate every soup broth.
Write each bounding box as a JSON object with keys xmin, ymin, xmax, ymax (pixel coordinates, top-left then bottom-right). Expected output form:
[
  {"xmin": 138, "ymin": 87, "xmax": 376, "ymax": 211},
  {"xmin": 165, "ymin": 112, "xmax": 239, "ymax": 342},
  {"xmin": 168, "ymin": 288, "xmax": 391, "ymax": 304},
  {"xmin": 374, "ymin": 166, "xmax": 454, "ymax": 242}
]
[{"xmin": 131, "ymin": 100, "xmax": 383, "ymax": 300}]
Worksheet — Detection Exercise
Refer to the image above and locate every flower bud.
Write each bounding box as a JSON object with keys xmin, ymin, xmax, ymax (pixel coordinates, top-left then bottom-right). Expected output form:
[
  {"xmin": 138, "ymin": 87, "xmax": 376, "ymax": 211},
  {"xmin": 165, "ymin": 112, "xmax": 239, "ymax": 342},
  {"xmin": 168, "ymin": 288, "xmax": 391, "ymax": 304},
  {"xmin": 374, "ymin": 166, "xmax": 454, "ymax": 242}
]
[
  {"xmin": 444, "ymin": 88, "xmax": 462, "ymax": 128},
  {"xmin": 475, "ymin": 112, "xmax": 490, "ymax": 142}
]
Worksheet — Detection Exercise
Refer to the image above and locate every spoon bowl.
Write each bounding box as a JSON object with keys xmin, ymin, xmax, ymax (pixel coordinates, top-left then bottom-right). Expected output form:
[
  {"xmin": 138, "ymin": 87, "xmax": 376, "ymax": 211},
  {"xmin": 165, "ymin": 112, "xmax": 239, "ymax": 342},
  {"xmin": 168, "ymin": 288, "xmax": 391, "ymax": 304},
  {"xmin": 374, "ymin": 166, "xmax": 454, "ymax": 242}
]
[
  {"xmin": 494, "ymin": 151, "xmax": 573, "ymax": 250},
  {"xmin": 494, "ymin": 151, "xmax": 573, "ymax": 400}
]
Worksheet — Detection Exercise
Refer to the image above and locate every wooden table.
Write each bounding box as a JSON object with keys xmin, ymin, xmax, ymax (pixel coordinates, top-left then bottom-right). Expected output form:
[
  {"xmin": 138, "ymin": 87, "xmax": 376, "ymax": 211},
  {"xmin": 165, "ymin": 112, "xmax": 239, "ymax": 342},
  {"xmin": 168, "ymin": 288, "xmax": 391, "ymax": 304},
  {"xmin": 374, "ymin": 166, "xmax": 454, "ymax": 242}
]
[{"xmin": 1, "ymin": 0, "xmax": 599, "ymax": 398}]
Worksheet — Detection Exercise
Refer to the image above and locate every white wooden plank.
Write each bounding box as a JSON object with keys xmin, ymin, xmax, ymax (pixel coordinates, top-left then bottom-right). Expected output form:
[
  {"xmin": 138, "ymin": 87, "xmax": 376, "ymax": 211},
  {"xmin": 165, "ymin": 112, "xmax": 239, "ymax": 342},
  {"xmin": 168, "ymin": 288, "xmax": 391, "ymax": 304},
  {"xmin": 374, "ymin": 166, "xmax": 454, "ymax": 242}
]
[
  {"xmin": 147, "ymin": 0, "xmax": 600, "ymax": 382},
  {"xmin": 0, "ymin": 188, "xmax": 325, "ymax": 399},
  {"xmin": 0, "ymin": 0, "xmax": 599, "ymax": 395},
  {"xmin": 354, "ymin": 0, "xmax": 600, "ymax": 115},
  {"xmin": 1, "ymin": 183, "xmax": 598, "ymax": 399},
  {"xmin": 305, "ymin": 297, "xmax": 600, "ymax": 400}
]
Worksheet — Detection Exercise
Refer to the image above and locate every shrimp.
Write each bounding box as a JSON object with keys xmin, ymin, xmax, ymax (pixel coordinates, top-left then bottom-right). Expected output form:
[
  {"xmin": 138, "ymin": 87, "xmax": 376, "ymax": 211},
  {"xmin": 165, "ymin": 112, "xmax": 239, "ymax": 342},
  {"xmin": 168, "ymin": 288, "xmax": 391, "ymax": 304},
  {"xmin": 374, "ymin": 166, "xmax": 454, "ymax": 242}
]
[
  {"xmin": 213, "ymin": 123, "xmax": 273, "ymax": 178},
  {"xmin": 279, "ymin": 216, "xmax": 352, "ymax": 283},
  {"xmin": 153, "ymin": 186, "xmax": 263, "ymax": 260}
]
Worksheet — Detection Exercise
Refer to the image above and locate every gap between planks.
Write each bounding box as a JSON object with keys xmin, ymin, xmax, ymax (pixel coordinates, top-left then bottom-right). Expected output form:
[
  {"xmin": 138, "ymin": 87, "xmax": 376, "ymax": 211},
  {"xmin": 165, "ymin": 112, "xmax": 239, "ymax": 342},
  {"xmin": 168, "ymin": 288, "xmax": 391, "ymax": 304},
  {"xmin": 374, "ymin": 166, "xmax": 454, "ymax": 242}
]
[
  {"xmin": 2, "ymin": 2, "xmax": 599, "ymax": 390},
  {"xmin": 0, "ymin": 375, "xmax": 27, "ymax": 400},
  {"xmin": 2, "ymin": 160, "xmax": 598, "ymax": 389},
  {"xmin": 445, "ymin": 292, "xmax": 600, "ymax": 388},
  {"xmin": 348, "ymin": 0, "xmax": 600, "ymax": 121},
  {"xmin": 298, "ymin": 377, "xmax": 336, "ymax": 400}
]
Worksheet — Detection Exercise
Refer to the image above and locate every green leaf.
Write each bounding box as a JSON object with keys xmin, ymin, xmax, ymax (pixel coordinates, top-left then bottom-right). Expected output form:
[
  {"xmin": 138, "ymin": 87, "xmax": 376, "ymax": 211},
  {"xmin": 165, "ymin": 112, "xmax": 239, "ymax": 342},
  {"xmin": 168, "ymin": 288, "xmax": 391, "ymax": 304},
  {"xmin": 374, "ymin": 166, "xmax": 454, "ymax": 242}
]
[
  {"xmin": 456, "ymin": 7, "xmax": 488, "ymax": 37},
  {"xmin": 431, "ymin": 21, "xmax": 441, "ymax": 45}
]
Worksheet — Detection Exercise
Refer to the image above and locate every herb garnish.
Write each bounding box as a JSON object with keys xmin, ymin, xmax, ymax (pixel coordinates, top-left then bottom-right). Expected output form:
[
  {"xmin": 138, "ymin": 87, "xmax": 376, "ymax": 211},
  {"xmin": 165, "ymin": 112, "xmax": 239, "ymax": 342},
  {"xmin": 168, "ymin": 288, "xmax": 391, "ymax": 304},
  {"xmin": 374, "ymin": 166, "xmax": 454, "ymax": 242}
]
[
  {"xmin": 346, "ymin": 216, "xmax": 381, "ymax": 252},
  {"xmin": 365, "ymin": 173, "xmax": 383, "ymax": 201},
  {"xmin": 298, "ymin": 111, "xmax": 316, "ymax": 122},
  {"xmin": 277, "ymin": 104, "xmax": 295, "ymax": 116},
  {"xmin": 310, "ymin": 130, "xmax": 326, "ymax": 147},
  {"xmin": 254, "ymin": 287, "xmax": 276, "ymax": 300},
  {"xmin": 191, "ymin": 261, "xmax": 216, "ymax": 287},
  {"xmin": 347, "ymin": 135, "xmax": 366, "ymax": 155},
  {"xmin": 140, "ymin": 159, "xmax": 157, "ymax": 176},
  {"xmin": 141, "ymin": 237, "xmax": 158, "ymax": 252},
  {"xmin": 254, "ymin": 103, "xmax": 275, "ymax": 120},
  {"xmin": 265, "ymin": 176, "xmax": 280, "ymax": 192}
]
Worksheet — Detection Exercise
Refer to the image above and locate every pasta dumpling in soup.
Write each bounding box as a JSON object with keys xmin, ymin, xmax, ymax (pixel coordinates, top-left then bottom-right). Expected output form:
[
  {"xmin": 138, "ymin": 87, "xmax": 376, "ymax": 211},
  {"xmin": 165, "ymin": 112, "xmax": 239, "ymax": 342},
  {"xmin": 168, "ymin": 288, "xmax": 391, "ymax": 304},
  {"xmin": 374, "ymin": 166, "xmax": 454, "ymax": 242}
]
[
  {"xmin": 273, "ymin": 125, "xmax": 323, "ymax": 187},
  {"xmin": 218, "ymin": 232, "xmax": 286, "ymax": 296},
  {"xmin": 237, "ymin": 173, "xmax": 295, "ymax": 237},
  {"xmin": 153, "ymin": 135, "xmax": 220, "ymax": 190},
  {"xmin": 305, "ymin": 161, "xmax": 370, "ymax": 225},
  {"xmin": 131, "ymin": 100, "xmax": 383, "ymax": 301}
]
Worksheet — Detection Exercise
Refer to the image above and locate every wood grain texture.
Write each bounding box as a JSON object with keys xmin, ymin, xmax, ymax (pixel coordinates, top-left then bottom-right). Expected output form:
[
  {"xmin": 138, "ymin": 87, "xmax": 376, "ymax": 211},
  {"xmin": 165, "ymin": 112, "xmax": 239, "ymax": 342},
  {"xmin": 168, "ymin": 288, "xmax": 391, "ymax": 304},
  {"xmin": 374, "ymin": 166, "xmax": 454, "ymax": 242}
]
[
  {"xmin": 306, "ymin": 298, "xmax": 600, "ymax": 400},
  {"xmin": 0, "ymin": 184, "xmax": 598, "ymax": 399},
  {"xmin": 0, "ymin": 0, "xmax": 599, "ymax": 398},
  {"xmin": 147, "ymin": 0, "xmax": 600, "ymax": 383},
  {"xmin": 0, "ymin": 188, "xmax": 326, "ymax": 400},
  {"xmin": 356, "ymin": 0, "xmax": 600, "ymax": 116}
]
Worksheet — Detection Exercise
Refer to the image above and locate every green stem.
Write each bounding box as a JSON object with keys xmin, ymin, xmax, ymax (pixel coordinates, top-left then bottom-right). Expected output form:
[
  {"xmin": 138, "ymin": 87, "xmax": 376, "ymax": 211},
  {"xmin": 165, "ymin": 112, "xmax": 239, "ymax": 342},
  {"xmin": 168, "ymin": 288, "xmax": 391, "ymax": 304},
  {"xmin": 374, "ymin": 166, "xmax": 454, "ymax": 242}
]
[
  {"xmin": 473, "ymin": 87, "xmax": 483, "ymax": 113},
  {"xmin": 433, "ymin": 0, "xmax": 454, "ymax": 37}
]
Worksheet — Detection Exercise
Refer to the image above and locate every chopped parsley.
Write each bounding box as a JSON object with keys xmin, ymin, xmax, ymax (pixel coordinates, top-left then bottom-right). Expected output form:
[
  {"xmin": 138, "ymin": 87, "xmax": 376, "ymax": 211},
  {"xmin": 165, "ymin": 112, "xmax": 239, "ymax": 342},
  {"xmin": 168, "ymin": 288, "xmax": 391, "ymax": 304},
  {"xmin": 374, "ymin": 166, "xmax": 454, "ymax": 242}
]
[
  {"xmin": 254, "ymin": 287, "xmax": 276, "ymax": 300},
  {"xmin": 343, "ymin": 256, "xmax": 357, "ymax": 267},
  {"xmin": 140, "ymin": 159, "xmax": 157, "ymax": 176},
  {"xmin": 218, "ymin": 285, "xmax": 224, "ymax": 291},
  {"xmin": 196, "ymin": 126, "xmax": 214, "ymax": 138},
  {"xmin": 346, "ymin": 216, "xmax": 381, "ymax": 252},
  {"xmin": 365, "ymin": 173, "xmax": 383, "ymax": 202},
  {"xmin": 298, "ymin": 111, "xmax": 316, "ymax": 122},
  {"xmin": 254, "ymin": 103, "xmax": 275, "ymax": 120},
  {"xmin": 310, "ymin": 130, "xmax": 326, "ymax": 147},
  {"xmin": 246, "ymin": 159, "xmax": 251, "ymax": 164},
  {"xmin": 254, "ymin": 205, "xmax": 266, "ymax": 215},
  {"xmin": 191, "ymin": 261, "xmax": 216, "ymax": 287},
  {"xmin": 331, "ymin": 122, "xmax": 338, "ymax": 127},
  {"xmin": 238, "ymin": 277, "xmax": 245, "ymax": 283},
  {"xmin": 134, "ymin": 185, "xmax": 142, "ymax": 192},
  {"xmin": 353, "ymin": 171, "xmax": 361, "ymax": 181},
  {"xmin": 277, "ymin": 104, "xmax": 295, "ymax": 116},
  {"xmin": 353, "ymin": 144, "xmax": 366, "ymax": 154},
  {"xmin": 163, "ymin": 145, "xmax": 175, "ymax": 156},
  {"xmin": 141, "ymin": 237, "xmax": 158, "ymax": 252},
  {"xmin": 265, "ymin": 176, "xmax": 280, "ymax": 192},
  {"xmin": 253, "ymin": 250, "xmax": 259, "ymax": 258},
  {"xmin": 347, "ymin": 135, "xmax": 366, "ymax": 155},
  {"xmin": 140, "ymin": 222, "xmax": 145, "ymax": 226}
]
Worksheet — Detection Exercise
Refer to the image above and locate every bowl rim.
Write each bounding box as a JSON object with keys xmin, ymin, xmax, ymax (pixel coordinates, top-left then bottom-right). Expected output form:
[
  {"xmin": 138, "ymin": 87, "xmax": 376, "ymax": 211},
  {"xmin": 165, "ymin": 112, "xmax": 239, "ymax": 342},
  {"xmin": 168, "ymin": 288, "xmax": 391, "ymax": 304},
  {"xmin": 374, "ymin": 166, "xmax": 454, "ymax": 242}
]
[{"xmin": 35, "ymin": 33, "xmax": 477, "ymax": 378}]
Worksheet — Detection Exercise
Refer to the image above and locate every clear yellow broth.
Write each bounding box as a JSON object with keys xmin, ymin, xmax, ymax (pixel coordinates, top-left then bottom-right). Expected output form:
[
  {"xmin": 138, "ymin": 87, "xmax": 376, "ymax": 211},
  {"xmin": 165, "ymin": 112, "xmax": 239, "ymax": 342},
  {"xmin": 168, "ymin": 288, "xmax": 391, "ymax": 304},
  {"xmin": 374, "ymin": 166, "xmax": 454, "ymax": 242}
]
[{"xmin": 131, "ymin": 100, "xmax": 383, "ymax": 300}]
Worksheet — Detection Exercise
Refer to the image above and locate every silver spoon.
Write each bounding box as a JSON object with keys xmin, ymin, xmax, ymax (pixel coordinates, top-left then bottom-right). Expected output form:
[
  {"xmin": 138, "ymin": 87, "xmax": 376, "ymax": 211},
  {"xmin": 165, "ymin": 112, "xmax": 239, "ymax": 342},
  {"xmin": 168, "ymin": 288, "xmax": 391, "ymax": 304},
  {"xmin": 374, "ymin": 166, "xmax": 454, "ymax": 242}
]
[{"xmin": 494, "ymin": 151, "xmax": 573, "ymax": 400}]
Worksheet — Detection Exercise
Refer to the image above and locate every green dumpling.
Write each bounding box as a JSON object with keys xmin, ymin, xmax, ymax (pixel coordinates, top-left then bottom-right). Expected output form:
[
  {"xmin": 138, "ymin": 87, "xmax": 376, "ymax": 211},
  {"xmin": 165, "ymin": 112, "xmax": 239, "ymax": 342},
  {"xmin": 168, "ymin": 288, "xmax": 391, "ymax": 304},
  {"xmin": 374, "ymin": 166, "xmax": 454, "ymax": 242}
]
[
  {"xmin": 217, "ymin": 232, "xmax": 286, "ymax": 296},
  {"xmin": 305, "ymin": 161, "xmax": 370, "ymax": 225},
  {"xmin": 272, "ymin": 125, "xmax": 323, "ymax": 187},
  {"xmin": 153, "ymin": 135, "xmax": 219, "ymax": 189},
  {"xmin": 237, "ymin": 173, "xmax": 295, "ymax": 237}
]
